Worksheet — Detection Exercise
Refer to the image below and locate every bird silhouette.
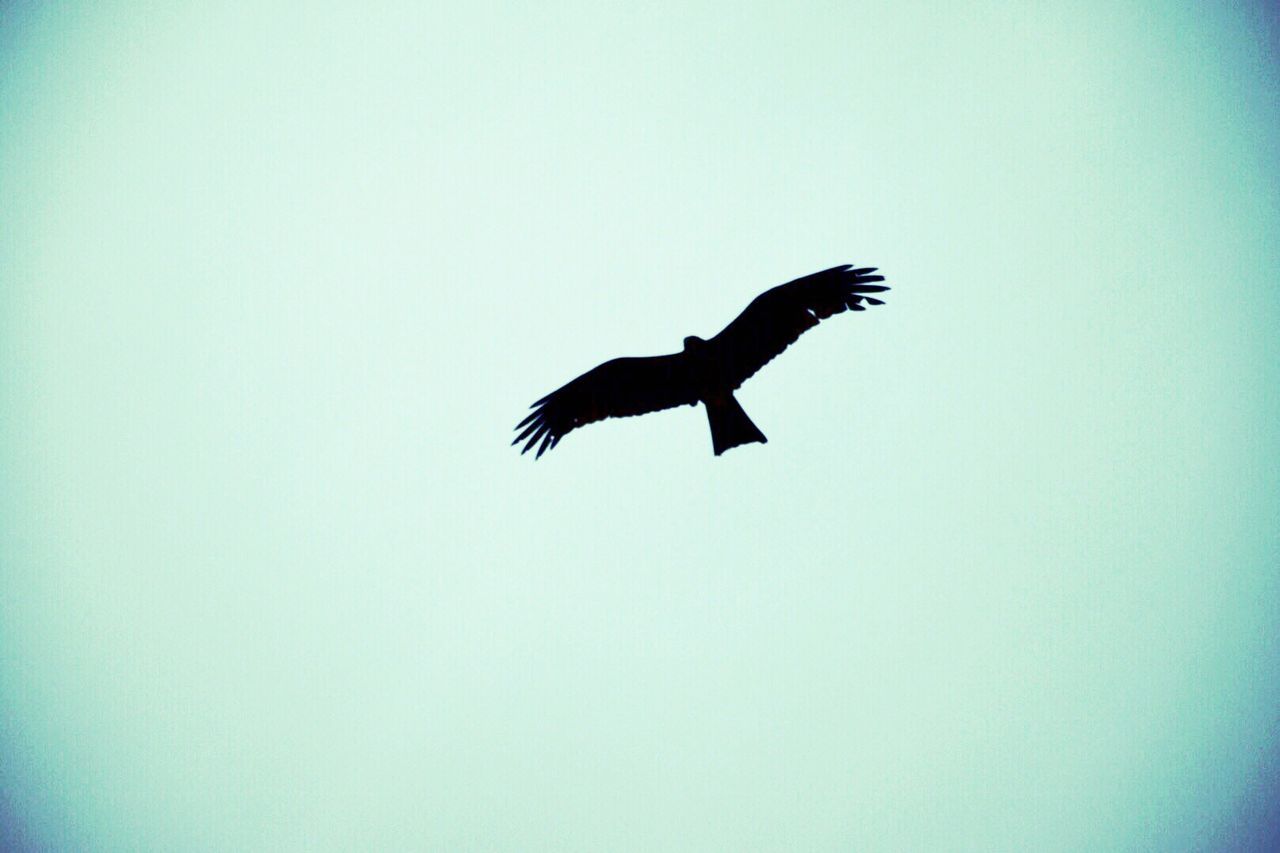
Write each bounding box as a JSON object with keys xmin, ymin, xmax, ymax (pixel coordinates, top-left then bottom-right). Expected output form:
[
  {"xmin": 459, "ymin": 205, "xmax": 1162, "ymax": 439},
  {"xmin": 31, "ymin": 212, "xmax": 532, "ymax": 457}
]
[{"xmin": 514, "ymin": 264, "xmax": 889, "ymax": 458}]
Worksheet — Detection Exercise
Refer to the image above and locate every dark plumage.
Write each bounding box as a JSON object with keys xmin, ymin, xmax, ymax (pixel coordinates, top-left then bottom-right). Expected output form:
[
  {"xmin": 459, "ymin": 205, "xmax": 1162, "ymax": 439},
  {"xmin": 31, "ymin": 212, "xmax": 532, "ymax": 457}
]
[{"xmin": 513, "ymin": 264, "xmax": 889, "ymax": 458}]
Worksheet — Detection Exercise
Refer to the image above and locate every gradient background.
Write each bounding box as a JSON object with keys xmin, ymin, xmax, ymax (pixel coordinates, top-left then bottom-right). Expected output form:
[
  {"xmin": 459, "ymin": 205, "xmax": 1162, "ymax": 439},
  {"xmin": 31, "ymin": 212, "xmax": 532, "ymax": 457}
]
[{"xmin": 2, "ymin": 1, "xmax": 1278, "ymax": 849}]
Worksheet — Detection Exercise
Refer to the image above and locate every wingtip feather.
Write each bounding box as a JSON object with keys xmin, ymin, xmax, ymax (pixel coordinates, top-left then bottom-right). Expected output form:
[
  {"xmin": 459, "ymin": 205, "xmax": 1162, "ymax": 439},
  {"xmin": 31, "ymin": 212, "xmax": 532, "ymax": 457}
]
[
  {"xmin": 513, "ymin": 418, "xmax": 542, "ymax": 444},
  {"xmin": 521, "ymin": 426, "xmax": 547, "ymax": 455}
]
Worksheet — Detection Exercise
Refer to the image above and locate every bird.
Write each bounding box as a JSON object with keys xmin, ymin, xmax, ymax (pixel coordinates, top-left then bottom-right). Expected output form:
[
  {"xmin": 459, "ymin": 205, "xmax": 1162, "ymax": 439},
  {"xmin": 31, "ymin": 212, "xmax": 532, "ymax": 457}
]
[{"xmin": 513, "ymin": 264, "xmax": 889, "ymax": 458}]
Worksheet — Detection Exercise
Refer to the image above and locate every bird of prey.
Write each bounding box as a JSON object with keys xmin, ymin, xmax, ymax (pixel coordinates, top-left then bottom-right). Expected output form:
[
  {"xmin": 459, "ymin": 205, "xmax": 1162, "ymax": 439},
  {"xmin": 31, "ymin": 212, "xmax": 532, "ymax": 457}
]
[{"xmin": 513, "ymin": 264, "xmax": 888, "ymax": 458}]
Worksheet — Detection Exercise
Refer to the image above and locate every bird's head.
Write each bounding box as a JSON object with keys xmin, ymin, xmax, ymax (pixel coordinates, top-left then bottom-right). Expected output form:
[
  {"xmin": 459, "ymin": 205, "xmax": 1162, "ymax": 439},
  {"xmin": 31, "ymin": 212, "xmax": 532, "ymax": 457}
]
[{"xmin": 683, "ymin": 335, "xmax": 707, "ymax": 351}]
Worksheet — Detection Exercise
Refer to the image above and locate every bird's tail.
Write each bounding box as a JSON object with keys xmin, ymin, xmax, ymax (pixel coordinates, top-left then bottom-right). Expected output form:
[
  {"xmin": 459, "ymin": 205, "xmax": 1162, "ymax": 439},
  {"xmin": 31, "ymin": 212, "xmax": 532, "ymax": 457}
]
[{"xmin": 705, "ymin": 393, "xmax": 767, "ymax": 456}]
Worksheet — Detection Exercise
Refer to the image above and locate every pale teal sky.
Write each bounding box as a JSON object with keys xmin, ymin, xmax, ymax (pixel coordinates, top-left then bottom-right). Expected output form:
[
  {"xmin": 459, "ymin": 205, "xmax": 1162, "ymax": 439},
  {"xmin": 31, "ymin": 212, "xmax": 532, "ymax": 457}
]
[{"xmin": 2, "ymin": 2, "xmax": 1278, "ymax": 850}]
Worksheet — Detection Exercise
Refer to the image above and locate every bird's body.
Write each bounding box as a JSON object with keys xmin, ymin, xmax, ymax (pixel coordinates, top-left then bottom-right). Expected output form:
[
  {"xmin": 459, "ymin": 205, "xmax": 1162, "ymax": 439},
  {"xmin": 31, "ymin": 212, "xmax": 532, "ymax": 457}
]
[{"xmin": 514, "ymin": 264, "xmax": 888, "ymax": 458}]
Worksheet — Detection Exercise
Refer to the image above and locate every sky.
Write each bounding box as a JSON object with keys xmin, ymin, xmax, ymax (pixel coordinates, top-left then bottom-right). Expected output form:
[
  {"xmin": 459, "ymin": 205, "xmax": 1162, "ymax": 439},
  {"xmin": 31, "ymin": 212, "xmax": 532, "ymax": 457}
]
[{"xmin": 1, "ymin": 1, "xmax": 1278, "ymax": 849}]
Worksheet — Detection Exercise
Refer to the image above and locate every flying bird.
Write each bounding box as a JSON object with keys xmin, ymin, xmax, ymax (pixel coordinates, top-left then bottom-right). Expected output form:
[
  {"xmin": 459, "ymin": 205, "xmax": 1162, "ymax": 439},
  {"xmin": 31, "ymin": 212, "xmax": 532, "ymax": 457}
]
[{"xmin": 513, "ymin": 264, "xmax": 889, "ymax": 458}]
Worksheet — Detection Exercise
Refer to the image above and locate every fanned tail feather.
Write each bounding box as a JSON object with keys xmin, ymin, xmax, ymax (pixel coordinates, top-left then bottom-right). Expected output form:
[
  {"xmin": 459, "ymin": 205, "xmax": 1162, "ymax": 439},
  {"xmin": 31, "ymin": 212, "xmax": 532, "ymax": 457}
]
[{"xmin": 705, "ymin": 394, "xmax": 767, "ymax": 456}]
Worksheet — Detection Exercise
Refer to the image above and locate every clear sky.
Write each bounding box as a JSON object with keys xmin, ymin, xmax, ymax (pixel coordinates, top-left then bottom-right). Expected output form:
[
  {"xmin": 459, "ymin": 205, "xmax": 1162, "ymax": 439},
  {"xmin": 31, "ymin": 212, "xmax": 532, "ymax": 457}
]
[{"xmin": 2, "ymin": 1, "xmax": 1277, "ymax": 849}]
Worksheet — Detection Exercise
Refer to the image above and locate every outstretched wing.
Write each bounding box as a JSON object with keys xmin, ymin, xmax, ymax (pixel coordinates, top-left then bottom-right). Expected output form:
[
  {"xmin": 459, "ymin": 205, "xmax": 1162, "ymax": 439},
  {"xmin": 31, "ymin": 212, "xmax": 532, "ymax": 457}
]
[
  {"xmin": 707, "ymin": 264, "xmax": 888, "ymax": 390},
  {"xmin": 513, "ymin": 353, "xmax": 699, "ymax": 458}
]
